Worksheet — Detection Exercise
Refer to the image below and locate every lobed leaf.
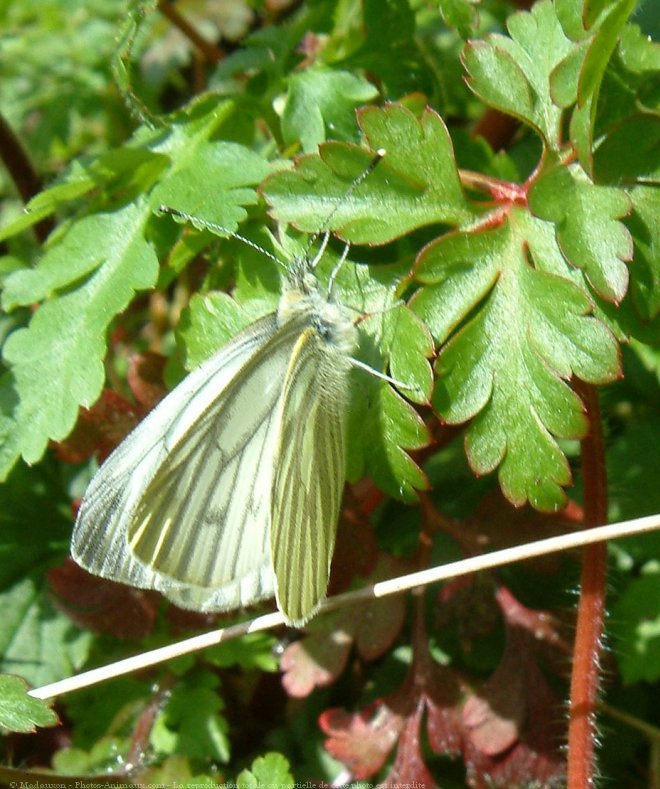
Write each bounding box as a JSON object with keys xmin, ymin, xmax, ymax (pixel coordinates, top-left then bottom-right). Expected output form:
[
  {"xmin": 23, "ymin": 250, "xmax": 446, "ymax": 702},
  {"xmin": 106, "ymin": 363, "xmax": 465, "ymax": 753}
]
[
  {"xmin": 2, "ymin": 201, "xmax": 158, "ymax": 467},
  {"xmin": 529, "ymin": 163, "xmax": 632, "ymax": 303},
  {"xmin": 413, "ymin": 211, "xmax": 620, "ymax": 509},
  {"xmin": 262, "ymin": 104, "xmax": 473, "ymax": 244},
  {"xmin": 0, "ymin": 675, "xmax": 58, "ymax": 733},
  {"xmin": 463, "ymin": 0, "xmax": 573, "ymax": 146},
  {"xmin": 282, "ymin": 68, "xmax": 379, "ymax": 152},
  {"xmin": 238, "ymin": 753, "xmax": 294, "ymax": 789}
]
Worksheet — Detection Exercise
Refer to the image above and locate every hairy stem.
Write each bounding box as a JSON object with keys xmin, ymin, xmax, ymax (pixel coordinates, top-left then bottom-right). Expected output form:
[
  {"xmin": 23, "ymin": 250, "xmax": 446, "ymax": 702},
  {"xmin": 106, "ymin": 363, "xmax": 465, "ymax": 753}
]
[{"xmin": 567, "ymin": 380, "xmax": 609, "ymax": 788}]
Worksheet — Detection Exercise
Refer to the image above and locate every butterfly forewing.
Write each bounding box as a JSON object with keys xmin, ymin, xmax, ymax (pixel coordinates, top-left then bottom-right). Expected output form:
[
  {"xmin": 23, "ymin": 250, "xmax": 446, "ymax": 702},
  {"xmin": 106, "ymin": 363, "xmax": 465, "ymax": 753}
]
[
  {"xmin": 73, "ymin": 314, "xmax": 303, "ymax": 612},
  {"xmin": 270, "ymin": 327, "xmax": 352, "ymax": 625},
  {"xmin": 127, "ymin": 322, "xmax": 312, "ymax": 611}
]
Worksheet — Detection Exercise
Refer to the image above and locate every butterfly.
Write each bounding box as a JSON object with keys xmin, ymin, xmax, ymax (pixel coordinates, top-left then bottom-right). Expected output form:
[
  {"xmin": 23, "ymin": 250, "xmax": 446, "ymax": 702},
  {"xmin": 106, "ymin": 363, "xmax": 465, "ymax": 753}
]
[{"xmin": 72, "ymin": 150, "xmax": 392, "ymax": 626}]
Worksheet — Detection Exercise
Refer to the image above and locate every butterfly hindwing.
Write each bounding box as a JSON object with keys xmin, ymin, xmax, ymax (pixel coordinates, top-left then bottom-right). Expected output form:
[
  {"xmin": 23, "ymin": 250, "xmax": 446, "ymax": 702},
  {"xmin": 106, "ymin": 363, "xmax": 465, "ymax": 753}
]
[{"xmin": 270, "ymin": 326, "xmax": 352, "ymax": 625}]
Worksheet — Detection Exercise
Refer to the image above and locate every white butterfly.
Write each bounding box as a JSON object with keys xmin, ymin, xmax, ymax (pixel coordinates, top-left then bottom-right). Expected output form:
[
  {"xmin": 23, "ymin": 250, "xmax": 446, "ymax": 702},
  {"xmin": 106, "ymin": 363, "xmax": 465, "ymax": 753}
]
[{"xmin": 71, "ymin": 151, "xmax": 396, "ymax": 626}]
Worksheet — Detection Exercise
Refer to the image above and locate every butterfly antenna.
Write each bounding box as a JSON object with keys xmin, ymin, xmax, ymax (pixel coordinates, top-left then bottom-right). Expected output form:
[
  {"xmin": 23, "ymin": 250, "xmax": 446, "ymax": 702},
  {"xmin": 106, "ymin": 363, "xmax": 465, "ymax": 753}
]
[
  {"xmin": 158, "ymin": 206, "xmax": 289, "ymax": 273},
  {"xmin": 305, "ymin": 147, "xmax": 386, "ymax": 266},
  {"xmin": 327, "ymin": 240, "xmax": 351, "ymax": 293}
]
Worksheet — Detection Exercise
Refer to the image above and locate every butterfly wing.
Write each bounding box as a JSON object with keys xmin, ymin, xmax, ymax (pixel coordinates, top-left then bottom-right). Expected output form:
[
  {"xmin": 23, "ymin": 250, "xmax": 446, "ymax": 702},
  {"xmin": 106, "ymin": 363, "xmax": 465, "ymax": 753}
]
[
  {"xmin": 72, "ymin": 313, "xmax": 305, "ymax": 612},
  {"xmin": 270, "ymin": 327, "xmax": 352, "ymax": 625}
]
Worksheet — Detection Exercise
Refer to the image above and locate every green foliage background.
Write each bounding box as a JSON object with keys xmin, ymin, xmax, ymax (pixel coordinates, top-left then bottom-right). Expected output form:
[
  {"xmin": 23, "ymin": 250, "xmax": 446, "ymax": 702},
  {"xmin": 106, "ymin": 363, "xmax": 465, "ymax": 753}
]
[{"xmin": 0, "ymin": 0, "xmax": 658, "ymax": 786}]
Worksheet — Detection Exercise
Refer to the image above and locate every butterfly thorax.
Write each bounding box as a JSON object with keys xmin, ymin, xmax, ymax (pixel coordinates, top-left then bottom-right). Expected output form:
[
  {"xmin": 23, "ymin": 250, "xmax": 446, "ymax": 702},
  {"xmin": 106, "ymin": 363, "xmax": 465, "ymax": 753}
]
[{"xmin": 278, "ymin": 260, "xmax": 358, "ymax": 357}]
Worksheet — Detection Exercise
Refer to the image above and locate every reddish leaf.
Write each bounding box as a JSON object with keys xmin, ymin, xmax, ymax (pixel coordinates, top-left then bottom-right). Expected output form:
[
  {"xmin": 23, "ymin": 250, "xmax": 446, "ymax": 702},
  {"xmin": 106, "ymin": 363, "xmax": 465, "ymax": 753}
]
[
  {"xmin": 495, "ymin": 585, "xmax": 568, "ymax": 651},
  {"xmin": 463, "ymin": 678, "xmax": 522, "ymax": 756},
  {"xmin": 328, "ymin": 505, "xmax": 379, "ymax": 595},
  {"xmin": 281, "ymin": 628, "xmax": 352, "ymax": 698},
  {"xmin": 436, "ymin": 575, "xmax": 501, "ymax": 645},
  {"xmin": 425, "ymin": 665, "xmax": 464, "ymax": 756},
  {"xmin": 464, "ymin": 490, "xmax": 580, "ymax": 574},
  {"xmin": 462, "ymin": 628, "xmax": 565, "ymax": 788},
  {"xmin": 49, "ymin": 560, "xmax": 160, "ymax": 640},
  {"xmin": 165, "ymin": 604, "xmax": 224, "ymax": 633},
  {"xmin": 281, "ymin": 555, "xmax": 408, "ymax": 697},
  {"xmin": 127, "ymin": 351, "xmax": 167, "ymax": 409},
  {"xmin": 54, "ymin": 389, "xmax": 141, "ymax": 464},
  {"xmin": 321, "ymin": 657, "xmax": 465, "ymax": 782},
  {"xmin": 353, "ymin": 556, "xmax": 409, "ymax": 660},
  {"xmin": 382, "ymin": 697, "xmax": 436, "ymax": 789},
  {"xmin": 320, "ymin": 700, "xmax": 405, "ymax": 779}
]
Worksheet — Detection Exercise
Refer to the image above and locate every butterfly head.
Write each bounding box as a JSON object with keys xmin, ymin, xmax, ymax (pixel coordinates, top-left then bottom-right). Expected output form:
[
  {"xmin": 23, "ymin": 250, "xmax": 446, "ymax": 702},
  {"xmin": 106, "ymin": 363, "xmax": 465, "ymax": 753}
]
[{"xmin": 278, "ymin": 258, "xmax": 357, "ymax": 355}]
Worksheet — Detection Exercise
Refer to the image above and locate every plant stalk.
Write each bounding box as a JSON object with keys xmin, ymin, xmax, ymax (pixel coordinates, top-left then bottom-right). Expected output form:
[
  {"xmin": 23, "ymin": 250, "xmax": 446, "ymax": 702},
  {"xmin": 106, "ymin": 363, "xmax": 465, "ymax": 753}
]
[{"xmin": 567, "ymin": 380, "xmax": 609, "ymax": 787}]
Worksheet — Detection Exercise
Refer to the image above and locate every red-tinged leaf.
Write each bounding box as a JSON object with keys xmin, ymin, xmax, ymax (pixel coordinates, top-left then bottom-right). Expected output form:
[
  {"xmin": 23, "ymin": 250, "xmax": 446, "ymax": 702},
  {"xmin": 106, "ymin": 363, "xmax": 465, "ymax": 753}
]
[
  {"xmin": 351, "ymin": 477, "xmax": 388, "ymax": 518},
  {"xmin": 352, "ymin": 556, "xmax": 409, "ymax": 661},
  {"xmin": 463, "ymin": 681, "xmax": 522, "ymax": 756},
  {"xmin": 462, "ymin": 629, "xmax": 565, "ymax": 788},
  {"xmin": 425, "ymin": 665, "xmax": 464, "ymax": 756},
  {"xmin": 464, "ymin": 490, "xmax": 581, "ymax": 575},
  {"xmin": 328, "ymin": 508, "xmax": 379, "ymax": 595},
  {"xmin": 494, "ymin": 585, "xmax": 567, "ymax": 650},
  {"xmin": 382, "ymin": 697, "xmax": 436, "ymax": 789},
  {"xmin": 127, "ymin": 351, "xmax": 167, "ymax": 409},
  {"xmin": 321, "ymin": 660, "xmax": 465, "ymax": 782},
  {"xmin": 320, "ymin": 700, "xmax": 405, "ymax": 780},
  {"xmin": 280, "ymin": 629, "xmax": 352, "ymax": 698},
  {"xmin": 354, "ymin": 595, "xmax": 406, "ymax": 662},
  {"xmin": 49, "ymin": 560, "xmax": 160, "ymax": 640},
  {"xmin": 436, "ymin": 575, "xmax": 502, "ymax": 644},
  {"xmin": 282, "ymin": 553, "xmax": 409, "ymax": 698},
  {"xmin": 165, "ymin": 604, "xmax": 224, "ymax": 633},
  {"xmin": 53, "ymin": 389, "xmax": 141, "ymax": 464}
]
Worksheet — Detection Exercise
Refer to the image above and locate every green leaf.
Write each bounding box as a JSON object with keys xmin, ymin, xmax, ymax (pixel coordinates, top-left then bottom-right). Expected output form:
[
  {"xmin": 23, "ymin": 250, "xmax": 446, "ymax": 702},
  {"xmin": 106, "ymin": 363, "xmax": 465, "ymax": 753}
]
[
  {"xmin": 550, "ymin": 40, "xmax": 590, "ymax": 108},
  {"xmin": 611, "ymin": 573, "xmax": 660, "ymax": 684},
  {"xmin": 177, "ymin": 292, "xmax": 259, "ymax": 370},
  {"xmin": 238, "ymin": 752, "xmax": 294, "ymax": 789},
  {"xmin": 263, "ymin": 104, "xmax": 472, "ymax": 243},
  {"xmin": 150, "ymin": 136, "xmax": 271, "ymax": 229},
  {"xmin": 0, "ymin": 107, "xmax": 271, "ymax": 474},
  {"xmin": 2, "ymin": 200, "xmax": 158, "ymax": 467},
  {"xmin": 0, "ymin": 462, "xmax": 92, "ymax": 686},
  {"xmin": 555, "ymin": 0, "xmax": 588, "ymax": 39},
  {"xmin": 52, "ymin": 736, "xmax": 131, "ymax": 776},
  {"xmin": 625, "ymin": 186, "xmax": 660, "ymax": 320},
  {"xmin": 353, "ymin": 383, "xmax": 429, "ymax": 500},
  {"xmin": 325, "ymin": 255, "xmax": 431, "ymax": 498},
  {"xmin": 570, "ymin": 0, "xmax": 638, "ymax": 170},
  {"xmin": 594, "ymin": 114, "xmax": 660, "ymax": 185},
  {"xmin": 151, "ymin": 670, "xmax": 230, "ymax": 763},
  {"xmin": 0, "ymin": 576, "xmax": 93, "ymax": 688},
  {"xmin": 529, "ymin": 163, "xmax": 632, "ymax": 303},
  {"xmin": 205, "ymin": 632, "xmax": 279, "ymax": 673},
  {"xmin": 438, "ymin": 0, "xmax": 480, "ymax": 39},
  {"xmin": 617, "ymin": 21, "xmax": 660, "ymax": 75},
  {"xmin": 337, "ymin": 0, "xmax": 426, "ymax": 96},
  {"xmin": 282, "ymin": 68, "xmax": 378, "ymax": 152},
  {"xmin": 0, "ymin": 164, "xmax": 96, "ymax": 243},
  {"xmin": 413, "ymin": 211, "xmax": 620, "ymax": 510},
  {"xmin": 463, "ymin": 0, "xmax": 573, "ymax": 145},
  {"xmin": 0, "ymin": 674, "xmax": 58, "ymax": 733}
]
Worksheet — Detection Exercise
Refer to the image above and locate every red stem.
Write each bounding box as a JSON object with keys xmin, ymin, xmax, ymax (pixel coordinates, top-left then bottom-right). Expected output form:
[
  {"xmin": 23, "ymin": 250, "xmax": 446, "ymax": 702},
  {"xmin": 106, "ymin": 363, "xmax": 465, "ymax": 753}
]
[{"xmin": 567, "ymin": 380, "xmax": 609, "ymax": 787}]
